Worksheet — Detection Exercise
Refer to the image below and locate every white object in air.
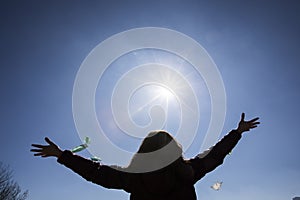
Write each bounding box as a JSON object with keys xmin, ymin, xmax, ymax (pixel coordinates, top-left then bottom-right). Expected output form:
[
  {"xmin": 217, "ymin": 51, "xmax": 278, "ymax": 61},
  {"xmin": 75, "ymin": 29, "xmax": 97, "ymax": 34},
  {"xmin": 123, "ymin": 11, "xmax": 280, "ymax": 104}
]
[{"xmin": 211, "ymin": 181, "xmax": 222, "ymax": 191}]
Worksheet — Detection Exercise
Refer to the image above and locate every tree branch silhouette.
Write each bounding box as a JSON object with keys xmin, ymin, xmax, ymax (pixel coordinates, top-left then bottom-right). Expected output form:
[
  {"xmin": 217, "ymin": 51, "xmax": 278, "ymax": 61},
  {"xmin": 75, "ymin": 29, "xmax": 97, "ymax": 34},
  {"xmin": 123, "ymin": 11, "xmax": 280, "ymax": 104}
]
[{"xmin": 0, "ymin": 162, "xmax": 28, "ymax": 200}]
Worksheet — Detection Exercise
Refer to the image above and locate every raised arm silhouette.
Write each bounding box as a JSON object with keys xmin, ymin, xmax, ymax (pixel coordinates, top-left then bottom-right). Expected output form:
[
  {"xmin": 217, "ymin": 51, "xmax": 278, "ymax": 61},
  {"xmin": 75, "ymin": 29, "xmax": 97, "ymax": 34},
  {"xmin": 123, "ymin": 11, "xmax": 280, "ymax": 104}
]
[{"xmin": 31, "ymin": 113, "xmax": 259, "ymax": 200}]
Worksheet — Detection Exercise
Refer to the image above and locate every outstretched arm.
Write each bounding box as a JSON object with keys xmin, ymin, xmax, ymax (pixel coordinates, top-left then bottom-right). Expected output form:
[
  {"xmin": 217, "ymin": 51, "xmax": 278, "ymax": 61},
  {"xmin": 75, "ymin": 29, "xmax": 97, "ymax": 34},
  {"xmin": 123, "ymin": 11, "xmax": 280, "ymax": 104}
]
[
  {"xmin": 31, "ymin": 138, "xmax": 131, "ymax": 191},
  {"xmin": 190, "ymin": 113, "xmax": 260, "ymax": 182}
]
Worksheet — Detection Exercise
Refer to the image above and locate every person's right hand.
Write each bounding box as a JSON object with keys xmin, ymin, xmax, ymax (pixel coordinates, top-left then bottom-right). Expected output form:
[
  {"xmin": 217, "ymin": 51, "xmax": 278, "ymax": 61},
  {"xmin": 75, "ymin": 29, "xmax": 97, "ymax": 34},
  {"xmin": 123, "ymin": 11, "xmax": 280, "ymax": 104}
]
[
  {"xmin": 236, "ymin": 113, "xmax": 260, "ymax": 134},
  {"xmin": 31, "ymin": 137, "xmax": 63, "ymax": 158}
]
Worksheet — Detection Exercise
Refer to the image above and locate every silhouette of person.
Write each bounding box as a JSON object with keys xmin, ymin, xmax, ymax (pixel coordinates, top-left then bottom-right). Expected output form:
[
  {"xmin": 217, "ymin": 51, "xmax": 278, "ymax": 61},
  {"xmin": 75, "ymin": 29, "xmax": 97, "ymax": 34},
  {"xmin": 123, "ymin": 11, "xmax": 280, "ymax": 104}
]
[{"xmin": 31, "ymin": 113, "xmax": 259, "ymax": 200}]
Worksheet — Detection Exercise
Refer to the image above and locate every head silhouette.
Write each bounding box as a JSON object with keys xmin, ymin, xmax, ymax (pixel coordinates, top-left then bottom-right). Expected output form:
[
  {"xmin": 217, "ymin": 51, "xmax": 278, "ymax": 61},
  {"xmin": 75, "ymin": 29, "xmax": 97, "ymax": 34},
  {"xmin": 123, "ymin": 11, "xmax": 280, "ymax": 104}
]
[
  {"xmin": 137, "ymin": 130, "xmax": 182, "ymax": 154},
  {"xmin": 126, "ymin": 130, "xmax": 185, "ymax": 173}
]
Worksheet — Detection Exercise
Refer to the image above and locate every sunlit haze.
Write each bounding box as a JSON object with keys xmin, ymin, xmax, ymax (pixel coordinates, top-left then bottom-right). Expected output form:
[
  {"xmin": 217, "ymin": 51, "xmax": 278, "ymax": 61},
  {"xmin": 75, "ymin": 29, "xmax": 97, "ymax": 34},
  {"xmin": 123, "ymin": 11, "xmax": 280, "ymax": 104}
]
[{"xmin": 1, "ymin": 1, "xmax": 299, "ymax": 200}]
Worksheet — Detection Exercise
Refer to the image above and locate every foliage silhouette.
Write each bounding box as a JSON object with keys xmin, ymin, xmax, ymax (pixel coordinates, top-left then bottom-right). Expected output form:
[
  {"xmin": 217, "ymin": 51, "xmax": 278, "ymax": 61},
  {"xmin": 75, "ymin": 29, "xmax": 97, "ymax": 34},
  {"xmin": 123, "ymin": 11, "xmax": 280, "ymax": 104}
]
[{"xmin": 0, "ymin": 162, "xmax": 28, "ymax": 200}]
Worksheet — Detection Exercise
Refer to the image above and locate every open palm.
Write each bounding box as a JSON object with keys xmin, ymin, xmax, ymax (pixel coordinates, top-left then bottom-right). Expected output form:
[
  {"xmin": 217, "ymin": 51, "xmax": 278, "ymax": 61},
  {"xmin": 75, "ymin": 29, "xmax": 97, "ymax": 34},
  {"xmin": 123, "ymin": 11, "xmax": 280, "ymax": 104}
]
[
  {"xmin": 237, "ymin": 113, "xmax": 260, "ymax": 134},
  {"xmin": 31, "ymin": 137, "xmax": 62, "ymax": 158}
]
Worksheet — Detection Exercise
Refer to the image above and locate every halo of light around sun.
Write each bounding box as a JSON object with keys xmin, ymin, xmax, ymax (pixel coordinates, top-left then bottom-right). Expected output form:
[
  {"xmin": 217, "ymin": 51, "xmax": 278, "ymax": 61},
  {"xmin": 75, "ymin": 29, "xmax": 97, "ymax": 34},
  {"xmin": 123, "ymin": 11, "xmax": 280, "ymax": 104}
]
[{"xmin": 72, "ymin": 27, "xmax": 226, "ymax": 172}]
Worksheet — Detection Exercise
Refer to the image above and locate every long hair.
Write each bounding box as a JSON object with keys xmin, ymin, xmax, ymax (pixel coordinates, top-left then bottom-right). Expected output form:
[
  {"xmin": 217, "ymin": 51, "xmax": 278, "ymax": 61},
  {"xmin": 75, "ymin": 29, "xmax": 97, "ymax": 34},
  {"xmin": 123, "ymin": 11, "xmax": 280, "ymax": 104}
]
[
  {"xmin": 126, "ymin": 130, "xmax": 190, "ymax": 175},
  {"xmin": 137, "ymin": 130, "xmax": 182, "ymax": 154}
]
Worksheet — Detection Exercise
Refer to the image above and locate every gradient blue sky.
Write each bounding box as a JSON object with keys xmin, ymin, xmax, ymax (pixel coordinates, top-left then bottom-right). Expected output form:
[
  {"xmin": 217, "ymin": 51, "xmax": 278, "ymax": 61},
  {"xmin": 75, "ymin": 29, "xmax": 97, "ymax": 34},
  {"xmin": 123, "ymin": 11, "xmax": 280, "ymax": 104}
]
[{"xmin": 1, "ymin": 1, "xmax": 299, "ymax": 199}]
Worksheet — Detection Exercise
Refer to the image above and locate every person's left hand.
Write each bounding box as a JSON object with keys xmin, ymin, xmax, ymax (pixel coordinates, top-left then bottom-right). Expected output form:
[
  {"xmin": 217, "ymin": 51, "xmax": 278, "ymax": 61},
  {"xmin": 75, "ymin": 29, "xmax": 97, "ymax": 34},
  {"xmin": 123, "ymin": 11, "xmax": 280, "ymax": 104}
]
[{"xmin": 31, "ymin": 137, "xmax": 63, "ymax": 158}]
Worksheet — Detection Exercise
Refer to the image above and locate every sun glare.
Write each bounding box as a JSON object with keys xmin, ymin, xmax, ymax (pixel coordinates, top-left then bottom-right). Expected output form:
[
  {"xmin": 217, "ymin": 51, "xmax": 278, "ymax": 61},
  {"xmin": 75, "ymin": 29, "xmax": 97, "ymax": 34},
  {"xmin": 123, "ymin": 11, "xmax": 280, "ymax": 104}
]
[{"xmin": 156, "ymin": 86, "xmax": 174, "ymax": 100}]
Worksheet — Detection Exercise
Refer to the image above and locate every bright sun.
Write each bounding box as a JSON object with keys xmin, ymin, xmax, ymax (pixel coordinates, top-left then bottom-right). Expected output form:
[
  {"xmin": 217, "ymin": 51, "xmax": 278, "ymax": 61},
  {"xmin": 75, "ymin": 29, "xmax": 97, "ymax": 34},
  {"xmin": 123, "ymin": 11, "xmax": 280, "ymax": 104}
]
[{"xmin": 156, "ymin": 86, "xmax": 174, "ymax": 100}]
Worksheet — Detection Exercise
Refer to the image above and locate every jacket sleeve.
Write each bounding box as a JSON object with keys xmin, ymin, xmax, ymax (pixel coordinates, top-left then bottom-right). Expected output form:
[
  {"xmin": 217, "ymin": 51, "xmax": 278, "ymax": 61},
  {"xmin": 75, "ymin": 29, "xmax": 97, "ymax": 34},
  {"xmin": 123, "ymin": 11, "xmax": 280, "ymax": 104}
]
[
  {"xmin": 57, "ymin": 150, "xmax": 131, "ymax": 191},
  {"xmin": 189, "ymin": 130, "xmax": 242, "ymax": 183}
]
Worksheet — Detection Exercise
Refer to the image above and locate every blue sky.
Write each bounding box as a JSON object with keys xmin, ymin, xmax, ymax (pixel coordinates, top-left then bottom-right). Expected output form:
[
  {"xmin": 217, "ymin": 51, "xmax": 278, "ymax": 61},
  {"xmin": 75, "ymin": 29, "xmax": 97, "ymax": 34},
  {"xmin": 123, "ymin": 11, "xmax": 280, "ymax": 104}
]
[{"xmin": 0, "ymin": 0, "xmax": 299, "ymax": 199}]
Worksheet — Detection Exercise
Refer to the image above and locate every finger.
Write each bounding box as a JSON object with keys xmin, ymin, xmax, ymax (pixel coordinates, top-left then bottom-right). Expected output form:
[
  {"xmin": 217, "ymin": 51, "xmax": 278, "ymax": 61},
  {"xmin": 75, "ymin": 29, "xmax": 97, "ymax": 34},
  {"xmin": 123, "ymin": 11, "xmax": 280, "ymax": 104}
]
[
  {"xmin": 250, "ymin": 125, "xmax": 257, "ymax": 129},
  {"xmin": 45, "ymin": 137, "xmax": 55, "ymax": 146},
  {"xmin": 31, "ymin": 144, "xmax": 47, "ymax": 148},
  {"xmin": 249, "ymin": 117, "xmax": 259, "ymax": 122},
  {"xmin": 241, "ymin": 113, "xmax": 245, "ymax": 121},
  {"xmin": 41, "ymin": 155, "xmax": 50, "ymax": 158},
  {"xmin": 30, "ymin": 149, "xmax": 43, "ymax": 152},
  {"xmin": 34, "ymin": 153, "xmax": 44, "ymax": 156},
  {"xmin": 252, "ymin": 121, "xmax": 260, "ymax": 125}
]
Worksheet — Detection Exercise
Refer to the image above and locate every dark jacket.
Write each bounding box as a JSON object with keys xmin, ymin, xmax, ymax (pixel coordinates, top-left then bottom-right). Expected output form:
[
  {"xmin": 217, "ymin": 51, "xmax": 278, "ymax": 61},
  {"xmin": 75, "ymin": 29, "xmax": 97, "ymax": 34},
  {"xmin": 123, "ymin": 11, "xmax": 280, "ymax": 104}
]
[{"xmin": 57, "ymin": 130, "xmax": 241, "ymax": 200}]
